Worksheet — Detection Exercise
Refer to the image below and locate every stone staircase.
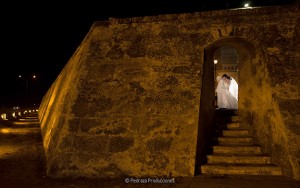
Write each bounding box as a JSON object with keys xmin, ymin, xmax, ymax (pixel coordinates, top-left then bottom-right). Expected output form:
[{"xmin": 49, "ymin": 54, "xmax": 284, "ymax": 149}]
[{"xmin": 200, "ymin": 109, "xmax": 283, "ymax": 176}]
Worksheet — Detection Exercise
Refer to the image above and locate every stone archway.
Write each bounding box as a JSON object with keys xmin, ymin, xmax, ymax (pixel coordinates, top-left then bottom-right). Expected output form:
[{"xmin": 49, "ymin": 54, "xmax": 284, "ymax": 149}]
[
  {"xmin": 205, "ymin": 37, "xmax": 256, "ymax": 122},
  {"xmin": 195, "ymin": 37, "xmax": 256, "ymax": 176},
  {"xmin": 200, "ymin": 36, "xmax": 300, "ymax": 179},
  {"xmin": 213, "ymin": 46, "xmax": 239, "ymax": 109}
]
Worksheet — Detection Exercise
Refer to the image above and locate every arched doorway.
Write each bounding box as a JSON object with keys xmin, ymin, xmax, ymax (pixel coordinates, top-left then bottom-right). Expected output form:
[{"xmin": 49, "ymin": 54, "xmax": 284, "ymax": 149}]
[
  {"xmin": 195, "ymin": 37, "xmax": 256, "ymax": 175},
  {"xmin": 204, "ymin": 37, "xmax": 256, "ymax": 116},
  {"xmin": 214, "ymin": 46, "xmax": 239, "ymax": 109}
]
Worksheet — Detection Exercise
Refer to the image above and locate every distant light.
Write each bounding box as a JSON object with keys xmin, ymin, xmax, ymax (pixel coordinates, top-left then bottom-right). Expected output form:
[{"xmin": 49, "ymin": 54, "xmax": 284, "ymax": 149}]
[
  {"xmin": 0, "ymin": 128, "xmax": 10, "ymax": 134},
  {"xmin": 19, "ymin": 75, "xmax": 22, "ymax": 78},
  {"xmin": 244, "ymin": 3, "xmax": 249, "ymax": 8},
  {"xmin": 1, "ymin": 113, "xmax": 7, "ymax": 120},
  {"xmin": 33, "ymin": 75, "xmax": 36, "ymax": 79},
  {"xmin": 214, "ymin": 60, "xmax": 218, "ymax": 64}
]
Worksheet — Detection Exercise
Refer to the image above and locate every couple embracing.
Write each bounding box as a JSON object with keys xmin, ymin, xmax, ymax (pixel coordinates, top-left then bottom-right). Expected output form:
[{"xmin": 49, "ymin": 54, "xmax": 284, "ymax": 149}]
[{"xmin": 215, "ymin": 74, "xmax": 238, "ymax": 109}]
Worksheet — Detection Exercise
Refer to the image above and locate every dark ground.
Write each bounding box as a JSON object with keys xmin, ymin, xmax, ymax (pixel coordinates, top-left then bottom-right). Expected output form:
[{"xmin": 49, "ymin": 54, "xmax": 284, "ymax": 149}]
[{"xmin": 0, "ymin": 117, "xmax": 299, "ymax": 188}]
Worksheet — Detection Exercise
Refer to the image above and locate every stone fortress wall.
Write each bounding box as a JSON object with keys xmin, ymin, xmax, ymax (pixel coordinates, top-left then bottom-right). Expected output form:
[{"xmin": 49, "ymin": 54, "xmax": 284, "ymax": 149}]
[{"xmin": 38, "ymin": 5, "xmax": 300, "ymax": 180}]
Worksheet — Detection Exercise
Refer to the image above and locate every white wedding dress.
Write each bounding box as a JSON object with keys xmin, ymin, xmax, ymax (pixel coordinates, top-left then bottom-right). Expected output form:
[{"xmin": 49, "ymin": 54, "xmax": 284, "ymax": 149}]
[
  {"xmin": 229, "ymin": 78, "xmax": 238, "ymax": 101},
  {"xmin": 215, "ymin": 77, "xmax": 238, "ymax": 109}
]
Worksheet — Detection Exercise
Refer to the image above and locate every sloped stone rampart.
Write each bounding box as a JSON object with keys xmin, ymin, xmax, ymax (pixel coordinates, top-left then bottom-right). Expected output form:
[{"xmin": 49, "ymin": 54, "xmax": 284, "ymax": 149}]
[{"xmin": 39, "ymin": 5, "xmax": 300, "ymax": 180}]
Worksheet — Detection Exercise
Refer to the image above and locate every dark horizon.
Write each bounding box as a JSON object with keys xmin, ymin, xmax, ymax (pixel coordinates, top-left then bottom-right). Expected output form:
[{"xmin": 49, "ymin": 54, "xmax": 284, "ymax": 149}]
[{"xmin": 1, "ymin": 0, "xmax": 297, "ymax": 107}]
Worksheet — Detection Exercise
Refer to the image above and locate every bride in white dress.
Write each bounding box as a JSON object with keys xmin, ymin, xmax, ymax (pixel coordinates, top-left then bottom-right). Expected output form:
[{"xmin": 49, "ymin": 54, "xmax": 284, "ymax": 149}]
[{"xmin": 215, "ymin": 74, "xmax": 238, "ymax": 109}]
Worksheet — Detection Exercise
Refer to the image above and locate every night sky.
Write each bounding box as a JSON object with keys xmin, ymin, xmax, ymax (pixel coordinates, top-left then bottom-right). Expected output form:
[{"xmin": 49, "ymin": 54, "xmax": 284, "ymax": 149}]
[{"xmin": 1, "ymin": 0, "xmax": 297, "ymax": 107}]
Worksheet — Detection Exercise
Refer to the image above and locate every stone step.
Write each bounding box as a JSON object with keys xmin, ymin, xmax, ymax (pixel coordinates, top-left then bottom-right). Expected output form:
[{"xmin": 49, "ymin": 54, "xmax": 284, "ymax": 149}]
[
  {"xmin": 218, "ymin": 137, "xmax": 255, "ymax": 145},
  {"xmin": 216, "ymin": 122, "xmax": 245, "ymax": 130},
  {"xmin": 222, "ymin": 130, "xmax": 250, "ymax": 137},
  {"xmin": 231, "ymin": 116, "xmax": 239, "ymax": 122},
  {"xmin": 213, "ymin": 146, "xmax": 262, "ymax": 155},
  {"xmin": 207, "ymin": 155, "xmax": 272, "ymax": 164},
  {"xmin": 226, "ymin": 122, "xmax": 244, "ymax": 129},
  {"xmin": 200, "ymin": 164, "xmax": 282, "ymax": 176},
  {"xmin": 216, "ymin": 115, "xmax": 239, "ymax": 122},
  {"xmin": 215, "ymin": 109, "xmax": 238, "ymax": 116}
]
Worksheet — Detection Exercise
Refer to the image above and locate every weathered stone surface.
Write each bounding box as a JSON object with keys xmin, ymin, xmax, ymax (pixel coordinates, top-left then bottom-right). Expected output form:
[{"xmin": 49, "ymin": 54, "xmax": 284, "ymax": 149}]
[
  {"xmin": 109, "ymin": 136, "xmax": 134, "ymax": 153},
  {"xmin": 146, "ymin": 137, "xmax": 173, "ymax": 153},
  {"xmin": 39, "ymin": 5, "xmax": 300, "ymax": 180},
  {"xmin": 73, "ymin": 135, "xmax": 109, "ymax": 153}
]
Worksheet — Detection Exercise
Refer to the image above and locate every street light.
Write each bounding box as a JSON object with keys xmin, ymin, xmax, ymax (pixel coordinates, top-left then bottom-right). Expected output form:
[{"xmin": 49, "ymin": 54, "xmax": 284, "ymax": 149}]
[{"xmin": 18, "ymin": 74, "xmax": 37, "ymax": 106}]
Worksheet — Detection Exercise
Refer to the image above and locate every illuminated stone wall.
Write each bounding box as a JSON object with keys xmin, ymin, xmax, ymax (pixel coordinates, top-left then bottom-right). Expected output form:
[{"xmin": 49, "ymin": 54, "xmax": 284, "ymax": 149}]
[{"xmin": 39, "ymin": 5, "xmax": 300, "ymax": 180}]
